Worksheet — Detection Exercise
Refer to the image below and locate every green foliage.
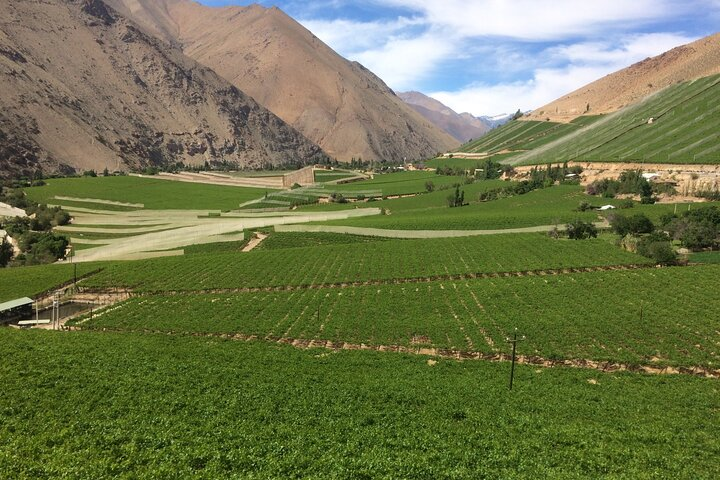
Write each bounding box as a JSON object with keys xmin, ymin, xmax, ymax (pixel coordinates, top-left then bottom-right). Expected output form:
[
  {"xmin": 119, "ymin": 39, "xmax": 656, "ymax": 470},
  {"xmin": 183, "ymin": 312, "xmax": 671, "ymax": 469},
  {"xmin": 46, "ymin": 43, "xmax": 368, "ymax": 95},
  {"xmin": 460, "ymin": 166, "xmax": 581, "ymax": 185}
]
[
  {"xmin": 424, "ymin": 180, "xmax": 435, "ymax": 192},
  {"xmin": 664, "ymin": 206, "xmax": 720, "ymax": 250},
  {"xmin": 0, "ymin": 237, "xmax": 13, "ymax": 267},
  {"xmin": 609, "ymin": 213, "xmax": 654, "ymax": 236},
  {"xmin": 447, "ymin": 186, "xmax": 465, "ymax": 207},
  {"xmin": 17, "ymin": 232, "xmax": 69, "ymax": 265},
  {"xmin": 566, "ymin": 220, "xmax": 598, "ymax": 239},
  {"xmin": 2, "ymin": 329, "xmax": 719, "ymax": 478},
  {"xmin": 0, "ymin": 262, "xmax": 106, "ymax": 302},
  {"xmin": 84, "ymin": 233, "xmax": 650, "ymax": 292},
  {"xmin": 636, "ymin": 232, "xmax": 677, "ymax": 265},
  {"xmin": 80, "ymin": 265, "xmax": 719, "ymax": 369}
]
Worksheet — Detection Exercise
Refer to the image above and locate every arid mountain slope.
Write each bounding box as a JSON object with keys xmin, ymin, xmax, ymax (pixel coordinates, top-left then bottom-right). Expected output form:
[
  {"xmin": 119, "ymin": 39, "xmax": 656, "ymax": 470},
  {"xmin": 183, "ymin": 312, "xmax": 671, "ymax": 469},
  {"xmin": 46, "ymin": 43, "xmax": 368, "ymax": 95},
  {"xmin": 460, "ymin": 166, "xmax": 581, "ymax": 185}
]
[
  {"xmin": 398, "ymin": 91, "xmax": 492, "ymax": 143},
  {"xmin": 526, "ymin": 33, "xmax": 720, "ymax": 123},
  {"xmin": 106, "ymin": 0, "xmax": 459, "ymax": 161},
  {"xmin": 0, "ymin": 0, "xmax": 325, "ymax": 178}
]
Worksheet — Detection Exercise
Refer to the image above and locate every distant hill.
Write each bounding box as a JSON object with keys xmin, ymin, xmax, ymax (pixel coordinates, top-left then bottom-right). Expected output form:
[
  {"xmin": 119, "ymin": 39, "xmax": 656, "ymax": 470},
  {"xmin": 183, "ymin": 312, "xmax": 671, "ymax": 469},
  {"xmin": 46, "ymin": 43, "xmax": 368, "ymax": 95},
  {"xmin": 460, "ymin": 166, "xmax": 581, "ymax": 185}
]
[
  {"xmin": 398, "ymin": 91, "xmax": 493, "ymax": 143},
  {"xmin": 525, "ymin": 33, "xmax": 720, "ymax": 123},
  {"xmin": 0, "ymin": 0, "xmax": 325, "ymax": 178},
  {"xmin": 106, "ymin": 0, "xmax": 459, "ymax": 162},
  {"xmin": 457, "ymin": 33, "xmax": 720, "ymax": 166}
]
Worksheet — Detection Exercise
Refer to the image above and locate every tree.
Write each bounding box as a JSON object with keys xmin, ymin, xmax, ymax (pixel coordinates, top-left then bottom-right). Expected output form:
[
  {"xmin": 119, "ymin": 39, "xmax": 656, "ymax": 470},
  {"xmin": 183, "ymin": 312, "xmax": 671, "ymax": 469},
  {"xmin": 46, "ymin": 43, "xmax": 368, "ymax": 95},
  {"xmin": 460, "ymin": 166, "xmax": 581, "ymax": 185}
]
[
  {"xmin": 102, "ymin": 167, "xmax": 110, "ymax": 177},
  {"xmin": 637, "ymin": 232, "xmax": 676, "ymax": 265},
  {"xmin": 0, "ymin": 237, "xmax": 13, "ymax": 267},
  {"xmin": 566, "ymin": 220, "xmax": 598, "ymax": 240},
  {"xmin": 425, "ymin": 181, "xmax": 435, "ymax": 193},
  {"xmin": 447, "ymin": 186, "xmax": 465, "ymax": 207},
  {"xmin": 610, "ymin": 213, "xmax": 654, "ymax": 236}
]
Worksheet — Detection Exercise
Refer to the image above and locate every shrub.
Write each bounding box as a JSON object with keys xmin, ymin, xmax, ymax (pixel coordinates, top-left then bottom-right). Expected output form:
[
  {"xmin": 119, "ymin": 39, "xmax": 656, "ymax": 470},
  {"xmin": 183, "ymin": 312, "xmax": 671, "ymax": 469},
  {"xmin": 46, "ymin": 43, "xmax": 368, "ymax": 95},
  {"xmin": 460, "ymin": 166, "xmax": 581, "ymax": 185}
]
[
  {"xmin": 566, "ymin": 220, "xmax": 598, "ymax": 240},
  {"xmin": 609, "ymin": 214, "xmax": 654, "ymax": 236}
]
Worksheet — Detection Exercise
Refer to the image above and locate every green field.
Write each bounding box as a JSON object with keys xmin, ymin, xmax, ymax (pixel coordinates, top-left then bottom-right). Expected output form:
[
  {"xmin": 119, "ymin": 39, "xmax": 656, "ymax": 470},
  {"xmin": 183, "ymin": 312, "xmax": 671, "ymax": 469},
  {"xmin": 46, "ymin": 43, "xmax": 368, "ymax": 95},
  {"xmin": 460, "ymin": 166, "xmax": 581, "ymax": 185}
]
[
  {"xmin": 689, "ymin": 250, "xmax": 720, "ymax": 264},
  {"xmin": 2, "ymin": 329, "xmax": 718, "ymax": 478},
  {"xmin": 78, "ymin": 265, "xmax": 720, "ymax": 369},
  {"xmin": 458, "ymin": 116, "xmax": 604, "ymax": 155},
  {"xmin": 0, "ymin": 262, "xmax": 108, "ymax": 303},
  {"xmin": 515, "ymin": 74, "xmax": 720, "ymax": 165},
  {"xmin": 24, "ymin": 176, "xmax": 272, "ymax": 210},
  {"xmin": 82, "ymin": 233, "xmax": 651, "ymax": 292},
  {"xmin": 318, "ymin": 185, "xmax": 600, "ymax": 230}
]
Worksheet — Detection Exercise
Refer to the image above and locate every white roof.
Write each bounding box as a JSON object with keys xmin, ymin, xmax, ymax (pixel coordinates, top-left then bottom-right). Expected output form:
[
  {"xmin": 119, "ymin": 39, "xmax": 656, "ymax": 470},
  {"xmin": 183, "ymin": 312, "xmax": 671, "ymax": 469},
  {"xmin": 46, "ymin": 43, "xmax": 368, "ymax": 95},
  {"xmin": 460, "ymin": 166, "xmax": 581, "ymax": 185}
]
[
  {"xmin": 642, "ymin": 173, "xmax": 660, "ymax": 179},
  {"xmin": 598, "ymin": 205, "xmax": 616, "ymax": 210},
  {"xmin": 0, "ymin": 297, "xmax": 33, "ymax": 313}
]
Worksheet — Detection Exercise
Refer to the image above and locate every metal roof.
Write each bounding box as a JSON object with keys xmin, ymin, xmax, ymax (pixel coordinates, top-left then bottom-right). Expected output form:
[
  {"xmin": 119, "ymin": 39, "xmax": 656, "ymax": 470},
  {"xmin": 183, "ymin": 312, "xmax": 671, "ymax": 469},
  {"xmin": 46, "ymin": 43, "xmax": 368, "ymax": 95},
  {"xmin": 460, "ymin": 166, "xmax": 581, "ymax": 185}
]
[{"xmin": 0, "ymin": 297, "xmax": 33, "ymax": 313}]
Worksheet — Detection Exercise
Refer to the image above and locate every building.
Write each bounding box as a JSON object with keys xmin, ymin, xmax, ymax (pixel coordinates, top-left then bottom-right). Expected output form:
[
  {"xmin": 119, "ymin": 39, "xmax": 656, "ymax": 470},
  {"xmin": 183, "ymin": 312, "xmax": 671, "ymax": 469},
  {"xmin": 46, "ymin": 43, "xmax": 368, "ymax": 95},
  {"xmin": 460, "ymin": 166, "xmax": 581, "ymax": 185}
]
[{"xmin": 0, "ymin": 297, "xmax": 33, "ymax": 324}]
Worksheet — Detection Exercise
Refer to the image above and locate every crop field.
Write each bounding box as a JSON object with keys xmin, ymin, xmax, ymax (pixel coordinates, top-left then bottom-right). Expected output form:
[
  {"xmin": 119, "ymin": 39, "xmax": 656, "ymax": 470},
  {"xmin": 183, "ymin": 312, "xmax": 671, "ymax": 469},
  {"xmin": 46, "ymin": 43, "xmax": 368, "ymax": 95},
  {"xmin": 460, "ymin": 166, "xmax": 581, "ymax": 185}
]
[
  {"xmin": 24, "ymin": 176, "xmax": 273, "ymax": 210},
  {"xmin": 313, "ymin": 169, "xmax": 359, "ymax": 182},
  {"xmin": 690, "ymin": 251, "xmax": 720, "ymax": 264},
  {"xmin": 0, "ymin": 262, "xmax": 108, "ymax": 303},
  {"xmin": 458, "ymin": 116, "xmax": 604, "ymax": 154},
  {"xmin": 78, "ymin": 265, "xmax": 720, "ymax": 370},
  {"xmin": 326, "ymin": 171, "xmax": 467, "ymax": 196},
  {"xmin": 319, "ymin": 185, "xmax": 604, "ymax": 230},
  {"xmin": 255, "ymin": 231, "xmax": 392, "ymax": 250},
  {"xmin": 2, "ymin": 328, "xmax": 718, "ymax": 478},
  {"xmin": 516, "ymin": 74, "xmax": 720, "ymax": 165},
  {"xmin": 82, "ymin": 233, "xmax": 651, "ymax": 292}
]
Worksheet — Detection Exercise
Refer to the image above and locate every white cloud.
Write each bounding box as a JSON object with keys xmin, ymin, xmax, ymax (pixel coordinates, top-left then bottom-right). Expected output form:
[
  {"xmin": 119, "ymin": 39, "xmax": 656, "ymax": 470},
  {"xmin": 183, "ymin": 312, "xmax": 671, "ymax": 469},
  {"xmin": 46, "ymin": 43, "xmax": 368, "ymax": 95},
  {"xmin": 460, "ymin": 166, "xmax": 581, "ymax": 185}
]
[
  {"xmin": 372, "ymin": 0, "xmax": 687, "ymax": 40},
  {"xmin": 291, "ymin": 1, "xmax": 717, "ymax": 115},
  {"xmin": 430, "ymin": 32, "xmax": 700, "ymax": 116}
]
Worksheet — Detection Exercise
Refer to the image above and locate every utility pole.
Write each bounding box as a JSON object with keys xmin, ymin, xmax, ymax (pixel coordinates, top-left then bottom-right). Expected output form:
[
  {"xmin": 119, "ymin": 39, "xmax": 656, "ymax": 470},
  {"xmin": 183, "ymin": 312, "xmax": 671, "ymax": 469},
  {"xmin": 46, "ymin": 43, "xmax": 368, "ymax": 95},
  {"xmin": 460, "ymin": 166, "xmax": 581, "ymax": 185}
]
[{"xmin": 506, "ymin": 329, "xmax": 526, "ymax": 390}]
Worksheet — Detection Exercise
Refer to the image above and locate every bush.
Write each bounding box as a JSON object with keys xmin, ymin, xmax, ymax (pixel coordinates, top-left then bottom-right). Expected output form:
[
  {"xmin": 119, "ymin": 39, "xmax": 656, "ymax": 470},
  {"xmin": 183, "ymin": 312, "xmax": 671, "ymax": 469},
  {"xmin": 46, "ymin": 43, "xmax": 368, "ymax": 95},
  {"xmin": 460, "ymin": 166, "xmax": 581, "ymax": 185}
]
[
  {"xmin": 566, "ymin": 220, "xmax": 598, "ymax": 240},
  {"xmin": 618, "ymin": 199, "xmax": 634, "ymax": 209},
  {"xmin": 447, "ymin": 186, "xmax": 465, "ymax": 208},
  {"xmin": 609, "ymin": 214, "xmax": 654, "ymax": 236},
  {"xmin": 425, "ymin": 181, "xmax": 435, "ymax": 193},
  {"xmin": 637, "ymin": 232, "xmax": 676, "ymax": 265}
]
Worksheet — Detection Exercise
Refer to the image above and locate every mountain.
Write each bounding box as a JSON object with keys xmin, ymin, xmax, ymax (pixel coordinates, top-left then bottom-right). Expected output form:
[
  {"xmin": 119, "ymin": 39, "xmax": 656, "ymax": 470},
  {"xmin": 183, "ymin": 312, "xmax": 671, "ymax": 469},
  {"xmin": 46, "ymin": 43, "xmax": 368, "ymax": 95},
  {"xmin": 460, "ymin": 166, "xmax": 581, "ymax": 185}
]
[
  {"xmin": 104, "ymin": 0, "xmax": 459, "ymax": 162},
  {"xmin": 478, "ymin": 113, "xmax": 514, "ymax": 129},
  {"xmin": 0, "ymin": 0, "xmax": 325, "ymax": 179},
  {"xmin": 526, "ymin": 33, "xmax": 720, "ymax": 123},
  {"xmin": 398, "ymin": 91, "xmax": 492, "ymax": 143}
]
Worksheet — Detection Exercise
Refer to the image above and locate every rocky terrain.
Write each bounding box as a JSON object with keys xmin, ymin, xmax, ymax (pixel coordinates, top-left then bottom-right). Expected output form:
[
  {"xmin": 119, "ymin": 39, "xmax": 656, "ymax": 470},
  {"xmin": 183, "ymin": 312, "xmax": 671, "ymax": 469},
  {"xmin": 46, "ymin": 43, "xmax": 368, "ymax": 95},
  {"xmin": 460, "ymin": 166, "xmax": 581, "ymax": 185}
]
[
  {"xmin": 105, "ymin": 0, "xmax": 459, "ymax": 162},
  {"xmin": 526, "ymin": 33, "xmax": 720, "ymax": 123},
  {"xmin": 398, "ymin": 91, "xmax": 492, "ymax": 143},
  {"xmin": 0, "ymin": 0, "xmax": 326, "ymax": 178}
]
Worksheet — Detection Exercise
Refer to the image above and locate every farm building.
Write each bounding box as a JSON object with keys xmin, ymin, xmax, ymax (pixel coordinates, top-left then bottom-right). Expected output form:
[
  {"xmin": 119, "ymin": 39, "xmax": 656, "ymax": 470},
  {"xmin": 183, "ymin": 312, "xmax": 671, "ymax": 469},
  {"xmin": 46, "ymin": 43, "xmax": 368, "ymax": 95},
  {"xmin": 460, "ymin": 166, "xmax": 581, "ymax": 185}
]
[{"xmin": 0, "ymin": 297, "xmax": 33, "ymax": 324}]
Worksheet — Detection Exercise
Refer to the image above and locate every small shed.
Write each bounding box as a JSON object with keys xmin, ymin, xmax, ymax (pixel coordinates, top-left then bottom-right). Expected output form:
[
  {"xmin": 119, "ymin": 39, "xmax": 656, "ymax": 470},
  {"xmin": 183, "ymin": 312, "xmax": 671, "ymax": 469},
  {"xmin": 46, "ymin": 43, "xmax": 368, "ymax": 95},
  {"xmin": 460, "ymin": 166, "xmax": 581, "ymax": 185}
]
[
  {"xmin": 0, "ymin": 297, "xmax": 33, "ymax": 324},
  {"xmin": 598, "ymin": 205, "xmax": 616, "ymax": 211}
]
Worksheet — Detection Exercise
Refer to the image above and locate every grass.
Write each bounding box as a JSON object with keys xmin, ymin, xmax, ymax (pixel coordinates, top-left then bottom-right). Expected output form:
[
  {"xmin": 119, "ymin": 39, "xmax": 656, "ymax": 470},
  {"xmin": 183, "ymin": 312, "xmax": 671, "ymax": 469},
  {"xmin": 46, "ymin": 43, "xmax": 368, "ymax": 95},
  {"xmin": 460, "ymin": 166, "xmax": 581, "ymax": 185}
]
[
  {"xmin": 24, "ymin": 176, "xmax": 273, "ymax": 210},
  {"xmin": 1, "ymin": 328, "xmax": 718, "ymax": 478},
  {"xmin": 82, "ymin": 233, "xmax": 651, "ymax": 292},
  {"xmin": 516, "ymin": 74, "xmax": 720, "ymax": 165},
  {"xmin": 689, "ymin": 250, "xmax": 720, "ymax": 264}
]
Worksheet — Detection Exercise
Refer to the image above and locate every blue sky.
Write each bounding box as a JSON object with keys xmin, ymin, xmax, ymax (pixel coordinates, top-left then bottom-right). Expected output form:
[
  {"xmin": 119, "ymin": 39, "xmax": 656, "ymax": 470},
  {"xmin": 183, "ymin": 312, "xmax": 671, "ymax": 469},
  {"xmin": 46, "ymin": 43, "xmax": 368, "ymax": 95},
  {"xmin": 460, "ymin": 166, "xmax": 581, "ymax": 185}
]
[{"xmin": 200, "ymin": 1, "xmax": 719, "ymax": 116}]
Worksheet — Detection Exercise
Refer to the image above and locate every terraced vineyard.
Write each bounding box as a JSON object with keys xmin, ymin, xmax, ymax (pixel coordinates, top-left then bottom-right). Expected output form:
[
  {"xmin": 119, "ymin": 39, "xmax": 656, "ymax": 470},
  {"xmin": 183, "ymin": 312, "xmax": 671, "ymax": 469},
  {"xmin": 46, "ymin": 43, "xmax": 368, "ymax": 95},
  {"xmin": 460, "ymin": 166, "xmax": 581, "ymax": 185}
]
[
  {"xmin": 3, "ymin": 329, "xmax": 718, "ymax": 478},
  {"xmin": 458, "ymin": 116, "xmax": 603, "ymax": 154},
  {"xmin": 516, "ymin": 74, "xmax": 720, "ymax": 165},
  {"xmin": 83, "ymin": 233, "xmax": 652, "ymax": 292}
]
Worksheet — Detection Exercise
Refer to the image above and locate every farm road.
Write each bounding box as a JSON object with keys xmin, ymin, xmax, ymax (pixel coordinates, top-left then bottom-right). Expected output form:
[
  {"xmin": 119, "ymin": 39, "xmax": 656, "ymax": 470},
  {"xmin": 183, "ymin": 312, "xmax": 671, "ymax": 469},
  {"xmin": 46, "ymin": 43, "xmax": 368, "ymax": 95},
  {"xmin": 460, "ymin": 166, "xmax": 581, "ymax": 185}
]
[{"xmin": 274, "ymin": 223, "xmax": 586, "ymax": 238}]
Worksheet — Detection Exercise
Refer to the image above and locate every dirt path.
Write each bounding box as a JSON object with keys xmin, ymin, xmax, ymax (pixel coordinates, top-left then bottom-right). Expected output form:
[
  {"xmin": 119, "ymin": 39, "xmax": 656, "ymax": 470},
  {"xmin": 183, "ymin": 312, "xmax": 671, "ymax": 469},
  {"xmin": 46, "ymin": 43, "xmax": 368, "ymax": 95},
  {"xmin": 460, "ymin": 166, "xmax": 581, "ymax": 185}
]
[
  {"xmin": 75, "ymin": 326, "xmax": 720, "ymax": 379},
  {"xmin": 241, "ymin": 232, "xmax": 268, "ymax": 252},
  {"xmin": 274, "ymin": 223, "xmax": 598, "ymax": 238}
]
